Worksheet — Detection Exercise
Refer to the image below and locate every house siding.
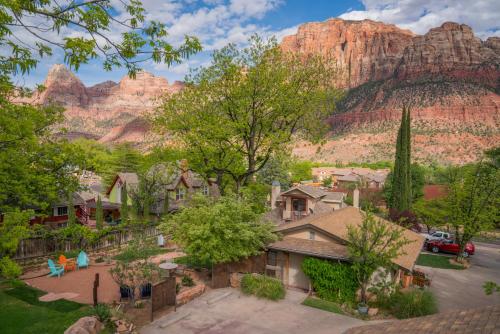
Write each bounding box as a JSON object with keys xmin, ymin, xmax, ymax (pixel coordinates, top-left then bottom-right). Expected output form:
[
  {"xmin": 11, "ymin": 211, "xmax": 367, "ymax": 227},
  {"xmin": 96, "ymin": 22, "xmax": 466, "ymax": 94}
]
[{"xmin": 284, "ymin": 229, "xmax": 335, "ymax": 243}]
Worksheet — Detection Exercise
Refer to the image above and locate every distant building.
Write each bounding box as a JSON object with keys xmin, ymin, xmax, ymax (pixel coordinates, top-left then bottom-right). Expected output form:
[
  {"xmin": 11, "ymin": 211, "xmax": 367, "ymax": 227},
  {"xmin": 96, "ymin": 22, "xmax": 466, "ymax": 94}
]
[{"xmin": 312, "ymin": 167, "xmax": 390, "ymax": 189}]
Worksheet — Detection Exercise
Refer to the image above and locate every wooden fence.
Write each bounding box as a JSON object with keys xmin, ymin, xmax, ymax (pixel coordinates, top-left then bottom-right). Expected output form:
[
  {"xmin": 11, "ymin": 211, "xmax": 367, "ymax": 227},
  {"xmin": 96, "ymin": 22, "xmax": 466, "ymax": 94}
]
[{"xmin": 13, "ymin": 226, "xmax": 160, "ymax": 260}]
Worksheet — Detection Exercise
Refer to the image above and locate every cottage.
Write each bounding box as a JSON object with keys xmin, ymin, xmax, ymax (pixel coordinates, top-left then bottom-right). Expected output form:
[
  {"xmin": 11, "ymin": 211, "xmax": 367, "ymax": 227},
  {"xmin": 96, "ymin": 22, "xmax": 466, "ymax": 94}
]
[
  {"xmin": 266, "ymin": 206, "xmax": 424, "ymax": 290},
  {"xmin": 312, "ymin": 167, "xmax": 390, "ymax": 189},
  {"xmin": 270, "ymin": 182, "xmax": 346, "ymax": 222}
]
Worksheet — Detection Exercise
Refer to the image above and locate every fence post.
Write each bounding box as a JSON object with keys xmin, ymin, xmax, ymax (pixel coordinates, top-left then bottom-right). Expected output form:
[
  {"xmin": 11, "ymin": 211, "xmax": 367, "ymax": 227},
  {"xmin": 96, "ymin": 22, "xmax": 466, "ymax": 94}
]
[{"xmin": 93, "ymin": 273, "xmax": 100, "ymax": 306}]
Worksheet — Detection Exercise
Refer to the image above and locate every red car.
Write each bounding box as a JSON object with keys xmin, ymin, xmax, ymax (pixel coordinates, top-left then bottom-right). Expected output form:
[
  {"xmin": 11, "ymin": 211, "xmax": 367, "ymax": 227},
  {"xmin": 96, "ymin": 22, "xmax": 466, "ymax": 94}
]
[{"xmin": 427, "ymin": 239, "xmax": 475, "ymax": 257}]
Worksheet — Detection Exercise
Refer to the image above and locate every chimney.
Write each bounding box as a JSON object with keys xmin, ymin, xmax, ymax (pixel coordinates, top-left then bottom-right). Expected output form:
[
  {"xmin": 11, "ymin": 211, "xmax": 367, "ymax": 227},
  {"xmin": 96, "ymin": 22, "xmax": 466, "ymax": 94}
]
[
  {"xmin": 271, "ymin": 181, "xmax": 281, "ymax": 210},
  {"xmin": 353, "ymin": 188, "xmax": 360, "ymax": 208}
]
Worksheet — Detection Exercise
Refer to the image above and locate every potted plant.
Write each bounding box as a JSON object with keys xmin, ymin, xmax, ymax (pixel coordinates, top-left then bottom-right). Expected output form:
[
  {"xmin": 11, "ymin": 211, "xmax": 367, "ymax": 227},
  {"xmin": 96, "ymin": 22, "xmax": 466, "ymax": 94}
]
[{"xmin": 357, "ymin": 302, "xmax": 369, "ymax": 315}]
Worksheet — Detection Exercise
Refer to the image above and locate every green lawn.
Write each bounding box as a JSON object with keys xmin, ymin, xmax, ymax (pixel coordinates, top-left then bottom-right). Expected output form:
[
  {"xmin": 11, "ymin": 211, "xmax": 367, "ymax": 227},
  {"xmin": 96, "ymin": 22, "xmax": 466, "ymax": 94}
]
[
  {"xmin": 0, "ymin": 280, "xmax": 92, "ymax": 334},
  {"xmin": 302, "ymin": 297, "xmax": 344, "ymax": 314},
  {"xmin": 113, "ymin": 247, "xmax": 172, "ymax": 262},
  {"xmin": 416, "ymin": 253, "xmax": 465, "ymax": 269}
]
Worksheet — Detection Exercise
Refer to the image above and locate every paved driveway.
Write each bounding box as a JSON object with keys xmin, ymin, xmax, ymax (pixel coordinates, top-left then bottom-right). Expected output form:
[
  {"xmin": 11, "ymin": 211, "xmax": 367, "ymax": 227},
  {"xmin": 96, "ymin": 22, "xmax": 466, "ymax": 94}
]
[
  {"xmin": 416, "ymin": 242, "xmax": 500, "ymax": 312},
  {"xmin": 141, "ymin": 288, "xmax": 370, "ymax": 334}
]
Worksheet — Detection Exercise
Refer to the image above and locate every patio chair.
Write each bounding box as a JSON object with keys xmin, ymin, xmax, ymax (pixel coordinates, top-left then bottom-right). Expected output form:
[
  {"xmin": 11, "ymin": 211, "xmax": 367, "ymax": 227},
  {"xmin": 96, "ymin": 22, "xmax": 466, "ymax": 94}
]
[
  {"xmin": 77, "ymin": 251, "xmax": 89, "ymax": 269},
  {"xmin": 58, "ymin": 255, "xmax": 76, "ymax": 271},
  {"xmin": 48, "ymin": 259, "xmax": 64, "ymax": 278}
]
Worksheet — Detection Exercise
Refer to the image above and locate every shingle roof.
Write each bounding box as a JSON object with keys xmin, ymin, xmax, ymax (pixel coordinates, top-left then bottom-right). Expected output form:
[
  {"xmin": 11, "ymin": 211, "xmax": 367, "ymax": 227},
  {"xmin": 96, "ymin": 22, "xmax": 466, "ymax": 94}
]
[
  {"xmin": 275, "ymin": 207, "xmax": 424, "ymax": 271},
  {"xmin": 337, "ymin": 174, "xmax": 360, "ymax": 182},
  {"xmin": 118, "ymin": 172, "xmax": 139, "ymax": 186},
  {"xmin": 344, "ymin": 305, "xmax": 500, "ymax": 334},
  {"xmin": 268, "ymin": 237, "xmax": 349, "ymax": 260},
  {"xmin": 322, "ymin": 192, "xmax": 345, "ymax": 202}
]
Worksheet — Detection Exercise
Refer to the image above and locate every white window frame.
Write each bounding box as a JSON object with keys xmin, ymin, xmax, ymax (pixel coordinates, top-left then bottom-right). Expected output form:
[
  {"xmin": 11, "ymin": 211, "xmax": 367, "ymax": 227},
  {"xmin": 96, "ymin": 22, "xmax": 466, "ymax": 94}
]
[
  {"xmin": 309, "ymin": 231, "xmax": 315, "ymax": 240},
  {"xmin": 175, "ymin": 187, "xmax": 186, "ymax": 201},
  {"xmin": 202, "ymin": 185, "xmax": 209, "ymax": 196}
]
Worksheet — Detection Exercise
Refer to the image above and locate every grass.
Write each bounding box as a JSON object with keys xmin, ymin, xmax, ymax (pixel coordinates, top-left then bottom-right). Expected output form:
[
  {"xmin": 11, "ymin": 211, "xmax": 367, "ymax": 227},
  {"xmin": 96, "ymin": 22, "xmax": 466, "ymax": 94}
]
[
  {"xmin": 302, "ymin": 297, "xmax": 344, "ymax": 314},
  {"xmin": 174, "ymin": 255, "xmax": 212, "ymax": 269},
  {"xmin": 240, "ymin": 274, "xmax": 285, "ymax": 301},
  {"xmin": 113, "ymin": 247, "xmax": 172, "ymax": 262},
  {"xmin": 0, "ymin": 280, "xmax": 92, "ymax": 334},
  {"xmin": 416, "ymin": 253, "xmax": 465, "ymax": 269},
  {"xmin": 389, "ymin": 289, "xmax": 438, "ymax": 319}
]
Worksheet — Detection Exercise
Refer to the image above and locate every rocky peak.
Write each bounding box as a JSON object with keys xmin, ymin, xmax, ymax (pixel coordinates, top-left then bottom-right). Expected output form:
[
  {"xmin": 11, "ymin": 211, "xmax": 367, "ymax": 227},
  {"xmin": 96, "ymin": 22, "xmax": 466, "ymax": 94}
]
[
  {"xmin": 42, "ymin": 64, "xmax": 88, "ymax": 106},
  {"xmin": 281, "ymin": 18, "xmax": 415, "ymax": 88},
  {"xmin": 396, "ymin": 22, "xmax": 500, "ymax": 87}
]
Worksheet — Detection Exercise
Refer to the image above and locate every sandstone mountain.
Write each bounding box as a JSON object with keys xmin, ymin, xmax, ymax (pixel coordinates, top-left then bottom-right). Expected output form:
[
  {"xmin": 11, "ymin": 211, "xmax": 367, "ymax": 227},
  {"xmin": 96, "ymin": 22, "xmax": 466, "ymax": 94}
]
[
  {"xmin": 26, "ymin": 19, "xmax": 499, "ymax": 164},
  {"xmin": 283, "ymin": 19, "xmax": 499, "ymax": 164}
]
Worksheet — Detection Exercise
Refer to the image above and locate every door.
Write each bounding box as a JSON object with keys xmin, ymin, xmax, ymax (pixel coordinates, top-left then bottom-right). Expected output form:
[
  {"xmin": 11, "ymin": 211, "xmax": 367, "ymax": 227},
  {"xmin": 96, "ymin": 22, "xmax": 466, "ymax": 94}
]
[{"xmin": 288, "ymin": 253, "xmax": 310, "ymax": 290}]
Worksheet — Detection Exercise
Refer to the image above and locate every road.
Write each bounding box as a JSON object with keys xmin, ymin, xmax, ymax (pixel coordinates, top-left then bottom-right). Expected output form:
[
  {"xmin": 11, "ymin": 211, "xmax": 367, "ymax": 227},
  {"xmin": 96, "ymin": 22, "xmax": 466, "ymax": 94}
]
[{"xmin": 416, "ymin": 242, "xmax": 500, "ymax": 312}]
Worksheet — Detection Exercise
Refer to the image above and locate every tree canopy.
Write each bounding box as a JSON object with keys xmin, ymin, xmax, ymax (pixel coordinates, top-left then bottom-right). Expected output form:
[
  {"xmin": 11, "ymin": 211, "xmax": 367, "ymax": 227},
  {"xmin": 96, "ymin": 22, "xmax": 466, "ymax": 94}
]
[
  {"xmin": 155, "ymin": 35, "xmax": 342, "ymax": 193},
  {"xmin": 161, "ymin": 195, "xmax": 277, "ymax": 265}
]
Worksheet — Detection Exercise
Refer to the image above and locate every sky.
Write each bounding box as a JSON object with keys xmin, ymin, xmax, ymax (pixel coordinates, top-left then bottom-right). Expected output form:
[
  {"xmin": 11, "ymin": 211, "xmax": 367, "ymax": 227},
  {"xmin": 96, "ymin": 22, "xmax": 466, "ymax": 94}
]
[{"xmin": 12, "ymin": 0, "xmax": 500, "ymax": 88}]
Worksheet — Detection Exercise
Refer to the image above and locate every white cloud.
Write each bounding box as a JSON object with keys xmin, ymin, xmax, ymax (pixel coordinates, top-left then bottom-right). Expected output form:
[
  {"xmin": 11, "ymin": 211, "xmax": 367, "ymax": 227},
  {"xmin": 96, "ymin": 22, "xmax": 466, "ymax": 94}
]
[
  {"xmin": 339, "ymin": 0, "xmax": 500, "ymax": 38},
  {"xmin": 229, "ymin": 0, "xmax": 283, "ymax": 19}
]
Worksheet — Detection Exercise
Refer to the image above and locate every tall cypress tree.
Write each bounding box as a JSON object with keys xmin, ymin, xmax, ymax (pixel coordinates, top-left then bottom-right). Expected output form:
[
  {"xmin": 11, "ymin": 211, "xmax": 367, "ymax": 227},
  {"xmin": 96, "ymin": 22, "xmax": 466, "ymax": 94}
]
[
  {"xmin": 390, "ymin": 106, "xmax": 412, "ymax": 212},
  {"xmin": 96, "ymin": 195, "xmax": 103, "ymax": 230},
  {"xmin": 120, "ymin": 182, "xmax": 128, "ymax": 224}
]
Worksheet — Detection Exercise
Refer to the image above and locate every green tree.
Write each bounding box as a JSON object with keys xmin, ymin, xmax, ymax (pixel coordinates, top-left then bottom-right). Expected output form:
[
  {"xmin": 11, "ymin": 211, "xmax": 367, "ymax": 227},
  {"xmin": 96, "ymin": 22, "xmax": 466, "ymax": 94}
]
[
  {"xmin": 161, "ymin": 195, "xmax": 277, "ymax": 265},
  {"xmin": 289, "ymin": 160, "xmax": 314, "ymax": 183},
  {"xmin": 413, "ymin": 198, "xmax": 448, "ymax": 233},
  {"xmin": 120, "ymin": 183, "xmax": 129, "ymax": 224},
  {"xmin": 384, "ymin": 163, "xmax": 425, "ymax": 208},
  {"xmin": 0, "ymin": 210, "xmax": 31, "ymax": 278},
  {"xmin": 96, "ymin": 195, "xmax": 103, "ymax": 230},
  {"xmin": 389, "ymin": 107, "xmax": 412, "ymax": 212},
  {"xmin": 446, "ymin": 160, "xmax": 499, "ymax": 261},
  {"xmin": 67, "ymin": 195, "xmax": 76, "ymax": 226},
  {"xmin": 155, "ymin": 35, "xmax": 342, "ymax": 193},
  {"xmin": 347, "ymin": 210, "xmax": 411, "ymax": 305}
]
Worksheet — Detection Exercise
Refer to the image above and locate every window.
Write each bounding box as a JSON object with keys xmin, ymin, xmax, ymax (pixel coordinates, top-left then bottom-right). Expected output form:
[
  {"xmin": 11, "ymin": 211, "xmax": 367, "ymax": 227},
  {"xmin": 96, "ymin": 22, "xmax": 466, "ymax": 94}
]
[
  {"xmin": 309, "ymin": 231, "xmax": 315, "ymax": 240},
  {"xmin": 175, "ymin": 187, "xmax": 186, "ymax": 201},
  {"xmin": 267, "ymin": 251, "xmax": 277, "ymax": 266},
  {"xmin": 56, "ymin": 206, "xmax": 68, "ymax": 216},
  {"xmin": 202, "ymin": 185, "xmax": 209, "ymax": 196}
]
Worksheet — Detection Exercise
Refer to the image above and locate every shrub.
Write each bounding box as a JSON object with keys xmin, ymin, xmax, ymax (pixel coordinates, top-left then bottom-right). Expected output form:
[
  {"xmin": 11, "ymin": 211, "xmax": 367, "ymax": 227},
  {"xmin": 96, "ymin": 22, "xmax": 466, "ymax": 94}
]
[
  {"xmin": 301, "ymin": 257, "xmax": 358, "ymax": 304},
  {"xmin": 389, "ymin": 289, "xmax": 437, "ymax": 319},
  {"xmin": 92, "ymin": 303, "xmax": 111, "ymax": 323},
  {"xmin": 0, "ymin": 256, "xmax": 22, "ymax": 279},
  {"xmin": 181, "ymin": 275, "xmax": 195, "ymax": 287},
  {"xmin": 240, "ymin": 274, "xmax": 285, "ymax": 301}
]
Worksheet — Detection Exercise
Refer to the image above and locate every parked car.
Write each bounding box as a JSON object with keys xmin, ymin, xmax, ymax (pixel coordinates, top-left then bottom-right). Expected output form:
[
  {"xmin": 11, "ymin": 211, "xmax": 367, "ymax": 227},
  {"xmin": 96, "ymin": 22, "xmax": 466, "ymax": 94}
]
[
  {"xmin": 421, "ymin": 231, "xmax": 451, "ymax": 242},
  {"xmin": 426, "ymin": 239, "xmax": 475, "ymax": 257}
]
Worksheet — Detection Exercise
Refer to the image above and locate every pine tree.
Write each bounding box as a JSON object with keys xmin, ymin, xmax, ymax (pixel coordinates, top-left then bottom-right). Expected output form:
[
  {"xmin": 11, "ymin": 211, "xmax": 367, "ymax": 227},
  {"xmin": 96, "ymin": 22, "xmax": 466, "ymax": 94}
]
[
  {"xmin": 120, "ymin": 182, "xmax": 128, "ymax": 224},
  {"xmin": 390, "ymin": 106, "xmax": 412, "ymax": 212},
  {"xmin": 96, "ymin": 195, "xmax": 103, "ymax": 230},
  {"xmin": 67, "ymin": 195, "xmax": 76, "ymax": 226}
]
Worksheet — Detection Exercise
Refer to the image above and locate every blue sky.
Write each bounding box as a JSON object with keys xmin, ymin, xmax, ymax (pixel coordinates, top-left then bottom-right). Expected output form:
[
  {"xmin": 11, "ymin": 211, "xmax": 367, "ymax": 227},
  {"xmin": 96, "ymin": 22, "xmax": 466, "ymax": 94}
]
[{"xmin": 12, "ymin": 0, "xmax": 500, "ymax": 88}]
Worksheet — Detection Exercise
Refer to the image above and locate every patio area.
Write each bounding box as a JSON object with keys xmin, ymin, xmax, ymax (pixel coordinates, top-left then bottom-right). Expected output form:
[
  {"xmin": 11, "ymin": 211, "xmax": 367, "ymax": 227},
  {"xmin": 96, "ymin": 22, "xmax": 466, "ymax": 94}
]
[{"xmin": 24, "ymin": 264, "xmax": 119, "ymax": 304}]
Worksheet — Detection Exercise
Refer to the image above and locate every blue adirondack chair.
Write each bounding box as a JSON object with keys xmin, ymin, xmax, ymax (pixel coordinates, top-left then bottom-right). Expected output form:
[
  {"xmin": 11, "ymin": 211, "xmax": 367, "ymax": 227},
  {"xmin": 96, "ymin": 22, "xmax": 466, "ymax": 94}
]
[
  {"xmin": 48, "ymin": 259, "xmax": 64, "ymax": 278},
  {"xmin": 77, "ymin": 251, "xmax": 89, "ymax": 269}
]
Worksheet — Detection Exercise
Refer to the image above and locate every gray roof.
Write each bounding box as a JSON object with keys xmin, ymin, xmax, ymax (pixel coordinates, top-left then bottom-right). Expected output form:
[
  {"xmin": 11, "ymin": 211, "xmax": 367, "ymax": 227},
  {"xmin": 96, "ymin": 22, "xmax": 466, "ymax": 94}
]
[
  {"xmin": 337, "ymin": 174, "xmax": 360, "ymax": 182},
  {"xmin": 322, "ymin": 192, "xmax": 345, "ymax": 202},
  {"xmin": 118, "ymin": 172, "xmax": 139, "ymax": 186},
  {"xmin": 280, "ymin": 185, "xmax": 326, "ymax": 199}
]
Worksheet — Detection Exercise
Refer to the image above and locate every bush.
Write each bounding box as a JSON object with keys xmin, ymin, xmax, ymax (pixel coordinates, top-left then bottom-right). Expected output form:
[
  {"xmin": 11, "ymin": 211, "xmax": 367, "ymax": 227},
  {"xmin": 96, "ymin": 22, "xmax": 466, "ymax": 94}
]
[
  {"xmin": 92, "ymin": 303, "xmax": 111, "ymax": 323},
  {"xmin": 0, "ymin": 256, "xmax": 22, "ymax": 279},
  {"xmin": 301, "ymin": 257, "xmax": 358, "ymax": 304},
  {"xmin": 389, "ymin": 289, "xmax": 437, "ymax": 319},
  {"xmin": 240, "ymin": 274, "xmax": 285, "ymax": 301},
  {"xmin": 181, "ymin": 275, "xmax": 195, "ymax": 287}
]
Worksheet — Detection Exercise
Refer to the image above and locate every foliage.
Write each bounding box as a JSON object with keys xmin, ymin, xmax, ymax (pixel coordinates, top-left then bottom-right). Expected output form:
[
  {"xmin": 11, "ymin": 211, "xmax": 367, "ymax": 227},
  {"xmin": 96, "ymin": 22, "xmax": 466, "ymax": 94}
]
[
  {"xmin": 155, "ymin": 35, "xmax": 342, "ymax": 192},
  {"xmin": 483, "ymin": 281, "xmax": 500, "ymax": 295},
  {"xmin": 162, "ymin": 195, "xmax": 276, "ymax": 265},
  {"xmin": 96, "ymin": 196, "xmax": 104, "ymax": 230},
  {"xmin": 389, "ymin": 106, "xmax": 412, "ymax": 212},
  {"xmin": 413, "ymin": 198, "xmax": 448, "ymax": 232},
  {"xmin": 240, "ymin": 183, "xmax": 271, "ymax": 214},
  {"xmin": 289, "ymin": 160, "xmax": 314, "ymax": 183},
  {"xmin": 302, "ymin": 257, "xmax": 358, "ymax": 304},
  {"xmin": 389, "ymin": 289, "xmax": 438, "ymax": 319},
  {"xmin": 447, "ymin": 159, "xmax": 499, "ymax": 261},
  {"xmin": 173, "ymin": 255, "xmax": 211, "ymax": 270},
  {"xmin": 109, "ymin": 260, "xmax": 160, "ymax": 302},
  {"xmin": 67, "ymin": 196, "xmax": 76, "ymax": 226},
  {"xmin": 256, "ymin": 153, "xmax": 292, "ymax": 189},
  {"xmin": 415, "ymin": 254, "xmax": 465, "ymax": 270},
  {"xmin": 240, "ymin": 274, "xmax": 285, "ymax": 300},
  {"xmin": 302, "ymin": 297, "xmax": 344, "ymax": 314},
  {"xmin": 0, "ymin": 281, "xmax": 91, "ymax": 334},
  {"xmin": 0, "ymin": 1, "xmax": 200, "ymax": 79},
  {"xmin": 322, "ymin": 176, "xmax": 333, "ymax": 188},
  {"xmin": 181, "ymin": 275, "xmax": 195, "ymax": 287},
  {"xmin": 92, "ymin": 303, "xmax": 111, "ymax": 324},
  {"xmin": 0, "ymin": 257, "xmax": 22, "ymax": 279},
  {"xmin": 113, "ymin": 247, "xmax": 169, "ymax": 263},
  {"xmin": 347, "ymin": 210, "xmax": 411, "ymax": 304}
]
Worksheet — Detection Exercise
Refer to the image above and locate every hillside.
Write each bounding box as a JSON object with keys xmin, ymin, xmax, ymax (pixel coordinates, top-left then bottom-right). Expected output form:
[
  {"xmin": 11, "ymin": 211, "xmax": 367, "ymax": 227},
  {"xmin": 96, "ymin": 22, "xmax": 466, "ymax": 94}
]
[{"xmin": 22, "ymin": 19, "xmax": 499, "ymax": 164}]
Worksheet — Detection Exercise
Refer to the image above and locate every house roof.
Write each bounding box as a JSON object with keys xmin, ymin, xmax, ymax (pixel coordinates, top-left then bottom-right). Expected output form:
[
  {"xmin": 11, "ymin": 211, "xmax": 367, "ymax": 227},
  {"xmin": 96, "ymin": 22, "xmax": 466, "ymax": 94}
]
[
  {"xmin": 345, "ymin": 305, "xmax": 500, "ymax": 334},
  {"xmin": 268, "ymin": 237, "xmax": 349, "ymax": 260},
  {"xmin": 322, "ymin": 192, "xmax": 345, "ymax": 203},
  {"xmin": 275, "ymin": 207, "xmax": 424, "ymax": 271},
  {"xmin": 337, "ymin": 174, "xmax": 360, "ymax": 182},
  {"xmin": 280, "ymin": 185, "xmax": 327, "ymax": 199},
  {"xmin": 106, "ymin": 172, "xmax": 139, "ymax": 195}
]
